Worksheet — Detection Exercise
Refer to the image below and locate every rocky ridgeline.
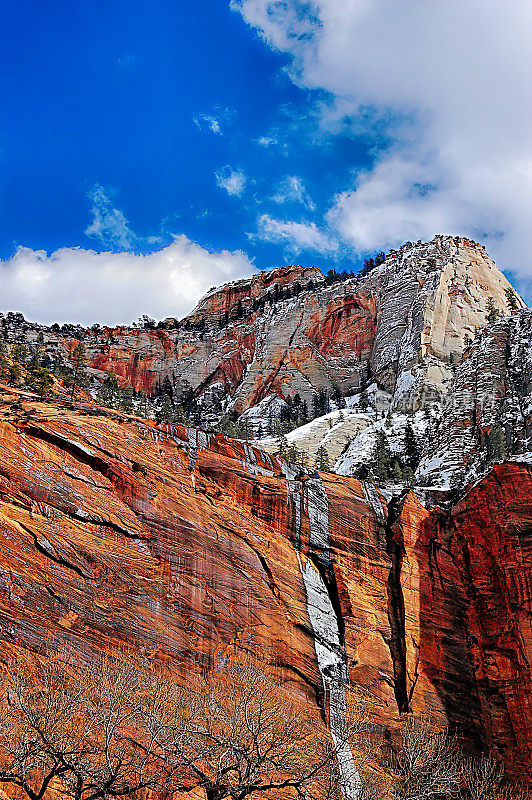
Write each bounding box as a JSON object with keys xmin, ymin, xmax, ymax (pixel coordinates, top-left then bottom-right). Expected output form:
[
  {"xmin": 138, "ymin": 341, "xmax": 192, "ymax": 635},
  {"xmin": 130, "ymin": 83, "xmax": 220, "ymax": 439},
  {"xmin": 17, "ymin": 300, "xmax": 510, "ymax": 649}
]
[
  {"xmin": 0, "ymin": 236, "xmax": 531, "ymax": 789},
  {"xmin": 0, "ymin": 235, "xmax": 528, "ymax": 488}
]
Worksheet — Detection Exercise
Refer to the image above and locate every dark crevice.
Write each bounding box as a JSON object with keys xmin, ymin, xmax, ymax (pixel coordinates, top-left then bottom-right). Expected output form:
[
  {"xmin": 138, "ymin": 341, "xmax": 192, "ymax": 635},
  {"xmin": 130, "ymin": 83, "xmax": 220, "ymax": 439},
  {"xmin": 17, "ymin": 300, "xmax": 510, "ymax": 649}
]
[
  {"xmin": 22, "ymin": 423, "xmax": 120, "ymax": 485},
  {"xmin": 16, "ymin": 424, "xmax": 150, "ymax": 541},
  {"xmin": 256, "ymin": 553, "xmax": 281, "ymax": 601},
  {"xmin": 308, "ymin": 551, "xmax": 346, "ymax": 648},
  {"xmin": 384, "ymin": 494, "xmax": 410, "ymax": 714},
  {"xmin": 45, "ymin": 585, "xmax": 65, "ymax": 605},
  {"xmin": 19, "ymin": 522, "xmax": 91, "ymax": 580},
  {"xmin": 279, "ymin": 657, "xmax": 327, "ymax": 725}
]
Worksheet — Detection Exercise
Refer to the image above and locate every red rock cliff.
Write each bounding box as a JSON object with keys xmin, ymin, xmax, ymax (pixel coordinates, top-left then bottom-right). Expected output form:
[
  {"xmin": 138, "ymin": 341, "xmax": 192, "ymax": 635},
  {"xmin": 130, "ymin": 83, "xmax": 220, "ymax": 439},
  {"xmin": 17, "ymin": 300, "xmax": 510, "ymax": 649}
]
[{"xmin": 0, "ymin": 389, "xmax": 529, "ymax": 784}]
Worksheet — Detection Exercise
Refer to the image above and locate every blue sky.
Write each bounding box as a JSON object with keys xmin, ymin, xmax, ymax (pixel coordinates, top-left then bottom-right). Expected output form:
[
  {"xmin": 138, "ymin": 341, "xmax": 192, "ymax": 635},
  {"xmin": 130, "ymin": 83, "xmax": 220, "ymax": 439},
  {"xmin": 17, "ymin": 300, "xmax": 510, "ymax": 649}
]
[
  {"xmin": 1, "ymin": 0, "xmax": 530, "ymax": 323},
  {"xmin": 0, "ymin": 1, "xmax": 365, "ymax": 267}
]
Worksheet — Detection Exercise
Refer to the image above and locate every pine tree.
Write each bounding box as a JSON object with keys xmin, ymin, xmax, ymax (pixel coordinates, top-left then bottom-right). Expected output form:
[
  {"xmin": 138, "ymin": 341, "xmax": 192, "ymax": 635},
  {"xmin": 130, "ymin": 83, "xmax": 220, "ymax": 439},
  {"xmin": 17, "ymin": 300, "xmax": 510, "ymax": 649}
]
[
  {"xmin": 157, "ymin": 395, "xmax": 174, "ymax": 424},
  {"xmin": 238, "ymin": 417, "xmax": 252, "ymax": 442},
  {"xmin": 404, "ymin": 422, "xmax": 420, "ymax": 472},
  {"xmin": 0, "ymin": 354, "xmax": 8, "ymax": 381},
  {"xmin": 8, "ymin": 363, "xmax": 22, "ymax": 384},
  {"xmin": 27, "ymin": 348, "xmax": 42, "ymax": 378},
  {"xmin": 299, "ymin": 448, "xmax": 310, "ymax": 469},
  {"xmin": 287, "ymin": 444, "xmax": 301, "ymax": 464},
  {"xmin": 276, "ymin": 434, "xmax": 289, "ymax": 459},
  {"xmin": 505, "ymin": 286, "xmax": 519, "ymax": 312},
  {"xmin": 371, "ymin": 429, "xmax": 393, "ymax": 481},
  {"xmin": 173, "ymin": 404, "xmax": 189, "ymax": 425},
  {"xmin": 393, "ymin": 461, "xmax": 404, "ymax": 483},
  {"xmin": 119, "ymin": 386, "xmax": 134, "ymax": 413},
  {"xmin": 34, "ymin": 368, "xmax": 53, "ymax": 398},
  {"xmin": 315, "ymin": 445, "xmax": 331, "ymax": 472},
  {"xmin": 358, "ymin": 391, "xmax": 369, "ymax": 412},
  {"xmin": 486, "ymin": 296, "xmax": 500, "ymax": 324},
  {"xmin": 97, "ymin": 373, "xmax": 120, "ymax": 407},
  {"xmin": 138, "ymin": 391, "xmax": 149, "ymax": 418}
]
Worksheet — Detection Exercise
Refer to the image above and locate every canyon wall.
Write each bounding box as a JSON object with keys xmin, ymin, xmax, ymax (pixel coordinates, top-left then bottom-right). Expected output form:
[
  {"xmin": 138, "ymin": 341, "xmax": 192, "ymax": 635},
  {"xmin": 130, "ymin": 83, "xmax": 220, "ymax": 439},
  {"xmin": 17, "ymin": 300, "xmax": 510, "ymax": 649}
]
[{"xmin": 0, "ymin": 389, "xmax": 529, "ymax": 783}]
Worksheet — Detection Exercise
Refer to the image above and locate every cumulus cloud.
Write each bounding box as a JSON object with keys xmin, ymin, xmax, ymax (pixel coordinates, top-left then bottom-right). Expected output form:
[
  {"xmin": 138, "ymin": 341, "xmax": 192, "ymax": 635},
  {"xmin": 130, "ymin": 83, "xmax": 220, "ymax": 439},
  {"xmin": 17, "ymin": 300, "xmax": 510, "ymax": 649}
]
[
  {"xmin": 272, "ymin": 175, "xmax": 316, "ymax": 209},
  {"xmin": 252, "ymin": 213, "xmax": 338, "ymax": 254},
  {"xmin": 0, "ymin": 237, "xmax": 256, "ymax": 326},
  {"xmin": 233, "ymin": 0, "xmax": 532, "ymax": 282},
  {"xmin": 215, "ymin": 166, "xmax": 247, "ymax": 196}
]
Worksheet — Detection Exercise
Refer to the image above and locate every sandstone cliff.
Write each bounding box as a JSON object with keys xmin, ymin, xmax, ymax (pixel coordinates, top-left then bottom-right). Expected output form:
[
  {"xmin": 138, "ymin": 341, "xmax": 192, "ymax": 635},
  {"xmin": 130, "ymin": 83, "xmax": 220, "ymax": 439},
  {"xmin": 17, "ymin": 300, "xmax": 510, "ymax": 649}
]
[
  {"xmin": 0, "ymin": 389, "xmax": 529, "ymax": 782},
  {"xmin": 2, "ymin": 236, "xmax": 524, "ymax": 424},
  {"xmin": 417, "ymin": 309, "xmax": 532, "ymax": 487}
]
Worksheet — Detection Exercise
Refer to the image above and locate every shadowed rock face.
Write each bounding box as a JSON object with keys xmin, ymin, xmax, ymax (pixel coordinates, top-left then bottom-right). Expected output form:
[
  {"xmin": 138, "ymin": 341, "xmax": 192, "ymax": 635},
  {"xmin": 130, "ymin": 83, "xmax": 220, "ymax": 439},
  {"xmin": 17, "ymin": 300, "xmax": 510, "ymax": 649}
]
[{"xmin": 0, "ymin": 391, "xmax": 530, "ymax": 783}]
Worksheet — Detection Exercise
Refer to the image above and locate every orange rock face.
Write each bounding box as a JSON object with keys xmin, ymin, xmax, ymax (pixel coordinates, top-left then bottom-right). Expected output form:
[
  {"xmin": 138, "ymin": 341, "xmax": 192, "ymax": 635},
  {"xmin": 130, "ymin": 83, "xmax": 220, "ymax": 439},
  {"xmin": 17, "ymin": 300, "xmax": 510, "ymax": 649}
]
[{"xmin": 0, "ymin": 391, "xmax": 530, "ymax": 783}]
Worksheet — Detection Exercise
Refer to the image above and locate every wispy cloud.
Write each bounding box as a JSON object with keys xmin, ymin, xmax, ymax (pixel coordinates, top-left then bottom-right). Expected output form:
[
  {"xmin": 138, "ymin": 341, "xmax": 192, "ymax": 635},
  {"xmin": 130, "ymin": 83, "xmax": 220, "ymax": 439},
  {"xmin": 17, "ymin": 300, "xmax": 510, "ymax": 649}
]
[
  {"xmin": 252, "ymin": 213, "xmax": 338, "ymax": 254},
  {"xmin": 85, "ymin": 185, "xmax": 137, "ymax": 250},
  {"xmin": 215, "ymin": 166, "xmax": 247, "ymax": 197},
  {"xmin": 194, "ymin": 107, "xmax": 233, "ymax": 136},
  {"xmin": 257, "ymin": 134, "xmax": 278, "ymax": 148},
  {"xmin": 272, "ymin": 175, "xmax": 315, "ymax": 210}
]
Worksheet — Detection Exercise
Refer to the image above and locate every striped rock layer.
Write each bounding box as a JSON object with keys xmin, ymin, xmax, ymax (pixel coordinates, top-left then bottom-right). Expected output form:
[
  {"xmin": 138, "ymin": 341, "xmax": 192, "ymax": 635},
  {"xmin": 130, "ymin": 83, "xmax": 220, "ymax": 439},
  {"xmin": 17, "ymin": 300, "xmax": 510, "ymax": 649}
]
[
  {"xmin": 0, "ymin": 390, "xmax": 529, "ymax": 784},
  {"xmin": 3, "ymin": 236, "xmax": 524, "ymax": 418}
]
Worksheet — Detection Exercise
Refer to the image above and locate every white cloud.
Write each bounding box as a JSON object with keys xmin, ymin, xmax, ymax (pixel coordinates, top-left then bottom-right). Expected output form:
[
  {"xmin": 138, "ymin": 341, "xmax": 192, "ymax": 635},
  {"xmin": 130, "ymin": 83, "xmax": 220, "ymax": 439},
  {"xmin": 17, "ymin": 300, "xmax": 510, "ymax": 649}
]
[
  {"xmin": 194, "ymin": 114, "xmax": 221, "ymax": 135},
  {"xmin": 253, "ymin": 213, "xmax": 338, "ymax": 254},
  {"xmin": 215, "ymin": 166, "xmax": 247, "ymax": 196},
  {"xmin": 233, "ymin": 0, "xmax": 532, "ymax": 281},
  {"xmin": 85, "ymin": 185, "xmax": 137, "ymax": 250},
  {"xmin": 0, "ymin": 237, "xmax": 256, "ymax": 326},
  {"xmin": 194, "ymin": 107, "xmax": 234, "ymax": 135},
  {"xmin": 272, "ymin": 175, "xmax": 316, "ymax": 209},
  {"xmin": 257, "ymin": 135, "xmax": 277, "ymax": 147}
]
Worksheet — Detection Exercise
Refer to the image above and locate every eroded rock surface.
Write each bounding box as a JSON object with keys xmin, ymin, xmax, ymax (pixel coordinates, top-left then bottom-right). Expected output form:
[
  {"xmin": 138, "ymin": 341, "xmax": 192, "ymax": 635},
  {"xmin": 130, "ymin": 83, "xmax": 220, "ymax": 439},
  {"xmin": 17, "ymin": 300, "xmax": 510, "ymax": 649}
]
[
  {"xmin": 2, "ymin": 237, "xmax": 523, "ymax": 422},
  {"xmin": 417, "ymin": 309, "xmax": 532, "ymax": 486},
  {"xmin": 0, "ymin": 391, "xmax": 530, "ymax": 782}
]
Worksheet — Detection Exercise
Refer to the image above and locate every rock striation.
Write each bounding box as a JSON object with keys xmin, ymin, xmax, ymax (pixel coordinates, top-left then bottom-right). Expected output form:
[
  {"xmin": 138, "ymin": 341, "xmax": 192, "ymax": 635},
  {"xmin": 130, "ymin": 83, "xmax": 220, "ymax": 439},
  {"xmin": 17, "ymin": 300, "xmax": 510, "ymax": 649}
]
[
  {"xmin": 0, "ymin": 389, "xmax": 530, "ymax": 783},
  {"xmin": 417, "ymin": 309, "xmax": 532, "ymax": 487},
  {"xmin": 1, "ymin": 236, "xmax": 524, "ymax": 422}
]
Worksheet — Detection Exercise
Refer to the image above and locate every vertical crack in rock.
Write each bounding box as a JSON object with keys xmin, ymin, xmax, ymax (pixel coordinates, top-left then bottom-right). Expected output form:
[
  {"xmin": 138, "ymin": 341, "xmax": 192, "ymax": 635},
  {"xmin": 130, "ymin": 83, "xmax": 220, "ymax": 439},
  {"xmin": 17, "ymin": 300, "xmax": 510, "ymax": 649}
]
[
  {"xmin": 283, "ymin": 465, "xmax": 362, "ymax": 800},
  {"xmin": 384, "ymin": 495, "xmax": 410, "ymax": 714}
]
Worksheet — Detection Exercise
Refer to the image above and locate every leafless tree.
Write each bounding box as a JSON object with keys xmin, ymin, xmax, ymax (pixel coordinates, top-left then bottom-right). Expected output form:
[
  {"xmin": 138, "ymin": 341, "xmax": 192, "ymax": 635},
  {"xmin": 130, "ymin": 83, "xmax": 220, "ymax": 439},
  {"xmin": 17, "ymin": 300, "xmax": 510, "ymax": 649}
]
[
  {"xmin": 462, "ymin": 754, "xmax": 532, "ymax": 800},
  {"xmin": 462, "ymin": 754, "xmax": 504, "ymax": 800},
  {"xmin": 158, "ymin": 661, "xmax": 355, "ymax": 800},
  {"xmin": 390, "ymin": 715, "xmax": 462, "ymax": 800},
  {"xmin": 0, "ymin": 652, "xmax": 386, "ymax": 800},
  {"xmin": 0, "ymin": 653, "xmax": 179, "ymax": 800}
]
